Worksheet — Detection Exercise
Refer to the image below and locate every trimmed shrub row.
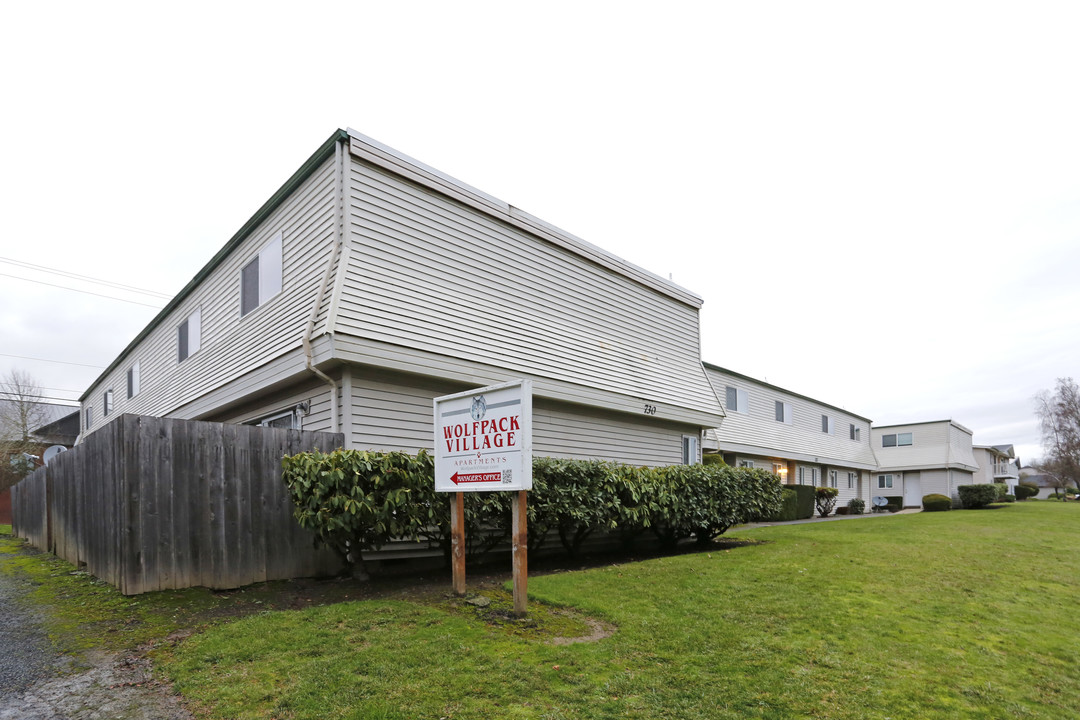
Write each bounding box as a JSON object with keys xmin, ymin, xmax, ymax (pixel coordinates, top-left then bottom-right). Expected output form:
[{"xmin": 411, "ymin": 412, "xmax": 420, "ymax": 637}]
[{"xmin": 281, "ymin": 450, "xmax": 784, "ymax": 574}]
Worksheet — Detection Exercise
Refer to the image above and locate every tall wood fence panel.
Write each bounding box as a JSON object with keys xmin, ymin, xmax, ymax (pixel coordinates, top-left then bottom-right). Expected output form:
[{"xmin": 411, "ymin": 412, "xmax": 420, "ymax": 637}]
[{"xmin": 11, "ymin": 414, "xmax": 345, "ymax": 595}]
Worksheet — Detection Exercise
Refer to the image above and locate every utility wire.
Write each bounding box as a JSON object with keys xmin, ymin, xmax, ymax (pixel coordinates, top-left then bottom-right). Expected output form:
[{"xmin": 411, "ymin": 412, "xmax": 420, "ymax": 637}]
[
  {"xmin": 0, "ymin": 256, "xmax": 173, "ymax": 299},
  {"xmin": 0, "ymin": 353, "xmax": 106, "ymax": 369},
  {"xmin": 0, "ymin": 272, "xmax": 163, "ymax": 309}
]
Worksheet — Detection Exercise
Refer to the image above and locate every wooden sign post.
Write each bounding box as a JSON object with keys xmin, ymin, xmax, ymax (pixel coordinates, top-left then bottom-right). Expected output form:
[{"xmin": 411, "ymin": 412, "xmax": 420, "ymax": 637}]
[
  {"xmin": 451, "ymin": 491, "xmax": 466, "ymax": 596},
  {"xmin": 434, "ymin": 380, "xmax": 532, "ymax": 616}
]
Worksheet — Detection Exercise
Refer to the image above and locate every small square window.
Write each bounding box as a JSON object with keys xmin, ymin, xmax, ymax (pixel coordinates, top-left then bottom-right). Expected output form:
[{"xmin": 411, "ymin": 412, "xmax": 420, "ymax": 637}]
[
  {"xmin": 241, "ymin": 232, "xmax": 283, "ymax": 317},
  {"xmin": 127, "ymin": 362, "xmax": 140, "ymax": 399},
  {"xmin": 878, "ymin": 474, "xmax": 894, "ymax": 489},
  {"xmin": 725, "ymin": 386, "xmax": 749, "ymax": 414},
  {"xmin": 897, "ymin": 432, "xmax": 913, "ymax": 446},
  {"xmin": 738, "ymin": 459, "xmax": 755, "ymax": 469},
  {"xmin": 178, "ymin": 308, "xmax": 201, "ymax": 363},
  {"xmin": 682, "ymin": 435, "xmax": 699, "ymax": 465},
  {"xmin": 882, "ymin": 434, "xmax": 897, "ymax": 448}
]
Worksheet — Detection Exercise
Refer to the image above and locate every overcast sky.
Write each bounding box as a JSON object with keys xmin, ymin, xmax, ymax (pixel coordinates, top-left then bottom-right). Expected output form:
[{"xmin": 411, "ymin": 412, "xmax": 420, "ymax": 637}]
[{"xmin": 2, "ymin": 1, "xmax": 1078, "ymax": 464}]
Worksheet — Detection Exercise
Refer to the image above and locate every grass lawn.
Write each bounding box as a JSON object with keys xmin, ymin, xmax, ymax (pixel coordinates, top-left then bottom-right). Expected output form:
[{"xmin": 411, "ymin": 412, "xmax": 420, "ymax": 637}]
[{"xmin": 153, "ymin": 502, "xmax": 1080, "ymax": 719}]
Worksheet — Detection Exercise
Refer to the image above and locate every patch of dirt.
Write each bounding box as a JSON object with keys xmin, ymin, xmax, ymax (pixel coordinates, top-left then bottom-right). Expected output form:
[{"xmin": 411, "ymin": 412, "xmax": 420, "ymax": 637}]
[
  {"xmin": 0, "ymin": 650, "xmax": 191, "ymax": 720},
  {"xmin": 548, "ymin": 614, "xmax": 615, "ymax": 645}
]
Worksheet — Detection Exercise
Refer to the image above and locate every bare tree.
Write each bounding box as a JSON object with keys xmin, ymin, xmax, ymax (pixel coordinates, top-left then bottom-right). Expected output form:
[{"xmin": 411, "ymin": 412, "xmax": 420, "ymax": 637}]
[
  {"xmin": 1034, "ymin": 377, "xmax": 1080, "ymax": 495},
  {"xmin": 0, "ymin": 369, "xmax": 50, "ymax": 488}
]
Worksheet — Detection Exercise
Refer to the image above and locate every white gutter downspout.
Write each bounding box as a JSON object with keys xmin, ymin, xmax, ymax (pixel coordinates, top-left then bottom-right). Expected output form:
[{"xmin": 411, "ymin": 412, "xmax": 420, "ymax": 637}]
[{"xmin": 302, "ymin": 138, "xmax": 346, "ymax": 433}]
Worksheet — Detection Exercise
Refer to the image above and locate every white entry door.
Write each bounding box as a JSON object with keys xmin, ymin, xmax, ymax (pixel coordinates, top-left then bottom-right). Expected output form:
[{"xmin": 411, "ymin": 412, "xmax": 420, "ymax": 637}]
[{"xmin": 903, "ymin": 472, "xmax": 922, "ymax": 507}]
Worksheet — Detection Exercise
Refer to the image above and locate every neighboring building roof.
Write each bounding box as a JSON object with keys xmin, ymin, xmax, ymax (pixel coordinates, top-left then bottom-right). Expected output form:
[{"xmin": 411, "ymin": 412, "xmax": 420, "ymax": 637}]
[
  {"xmin": 1, "ymin": 400, "xmax": 77, "ymax": 436},
  {"xmin": 32, "ymin": 410, "xmax": 81, "ymax": 446}
]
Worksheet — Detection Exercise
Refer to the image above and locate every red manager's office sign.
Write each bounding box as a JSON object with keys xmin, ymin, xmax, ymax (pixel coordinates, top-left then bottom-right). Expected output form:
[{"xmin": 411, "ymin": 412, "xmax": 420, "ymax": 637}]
[{"xmin": 433, "ymin": 379, "xmax": 532, "ymax": 492}]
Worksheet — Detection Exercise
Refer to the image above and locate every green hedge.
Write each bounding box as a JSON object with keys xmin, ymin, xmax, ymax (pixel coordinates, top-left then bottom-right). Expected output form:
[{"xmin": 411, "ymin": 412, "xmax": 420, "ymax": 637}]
[
  {"xmin": 991, "ymin": 482, "xmax": 1009, "ymax": 501},
  {"xmin": 282, "ymin": 450, "xmax": 784, "ymax": 572},
  {"xmin": 958, "ymin": 484, "xmax": 1000, "ymax": 509},
  {"xmin": 922, "ymin": 493, "xmax": 952, "ymax": 512},
  {"xmin": 766, "ymin": 487, "xmax": 799, "ymax": 522},
  {"xmin": 790, "ymin": 485, "xmax": 816, "ymax": 520}
]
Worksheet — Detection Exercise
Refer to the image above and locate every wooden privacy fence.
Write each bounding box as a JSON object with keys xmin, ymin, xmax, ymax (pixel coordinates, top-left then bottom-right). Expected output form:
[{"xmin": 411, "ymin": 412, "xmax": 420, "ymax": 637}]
[{"xmin": 12, "ymin": 414, "xmax": 345, "ymax": 595}]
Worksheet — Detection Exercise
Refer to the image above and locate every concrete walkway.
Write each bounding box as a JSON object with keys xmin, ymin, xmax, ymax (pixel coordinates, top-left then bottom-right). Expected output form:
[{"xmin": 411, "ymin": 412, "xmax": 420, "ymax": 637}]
[{"xmin": 733, "ymin": 507, "xmax": 921, "ymax": 532}]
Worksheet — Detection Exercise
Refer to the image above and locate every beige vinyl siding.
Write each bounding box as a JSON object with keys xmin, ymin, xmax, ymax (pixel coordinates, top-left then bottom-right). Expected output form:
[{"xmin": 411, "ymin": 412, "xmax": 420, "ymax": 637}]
[
  {"xmin": 705, "ymin": 367, "xmax": 876, "ymax": 468},
  {"xmin": 81, "ymin": 157, "xmax": 338, "ymax": 435},
  {"xmin": 872, "ymin": 422, "xmax": 950, "ymax": 470},
  {"xmin": 948, "ymin": 423, "xmax": 978, "ymax": 469},
  {"xmin": 347, "ymin": 368, "xmax": 691, "ymax": 466},
  {"xmin": 335, "ymin": 154, "xmax": 722, "ymax": 425},
  {"xmin": 204, "ymin": 378, "xmax": 336, "ymax": 434}
]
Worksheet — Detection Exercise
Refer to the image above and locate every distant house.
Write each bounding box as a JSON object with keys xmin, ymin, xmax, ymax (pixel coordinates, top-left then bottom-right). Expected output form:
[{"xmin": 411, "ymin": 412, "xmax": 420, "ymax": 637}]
[
  {"xmin": 32, "ymin": 409, "xmax": 80, "ymax": 447},
  {"xmin": 1019, "ymin": 467, "xmax": 1074, "ymax": 499},
  {"xmin": 871, "ymin": 420, "xmax": 979, "ymax": 506},
  {"xmin": 971, "ymin": 444, "xmax": 1020, "ymax": 493},
  {"xmin": 703, "ymin": 365, "xmax": 877, "ymax": 507},
  {"xmin": 79, "ymin": 129, "xmax": 725, "ymax": 466}
]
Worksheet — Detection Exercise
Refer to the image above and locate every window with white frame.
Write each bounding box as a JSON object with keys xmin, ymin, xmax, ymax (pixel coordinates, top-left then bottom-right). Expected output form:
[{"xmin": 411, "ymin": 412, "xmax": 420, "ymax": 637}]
[
  {"xmin": 822, "ymin": 415, "xmax": 834, "ymax": 434},
  {"xmin": 127, "ymin": 361, "xmax": 140, "ymax": 399},
  {"xmin": 773, "ymin": 462, "xmax": 785, "ymax": 479},
  {"xmin": 725, "ymin": 386, "xmax": 749, "ymax": 414},
  {"xmin": 257, "ymin": 409, "xmax": 300, "ymax": 430},
  {"xmin": 848, "ymin": 472, "xmax": 856, "ymax": 489},
  {"xmin": 775, "ymin": 400, "xmax": 792, "ymax": 424},
  {"xmin": 738, "ymin": 459, "xmax": 755, "ymax": 468},
  {"xmin": 881, "ymin": 432, "xmax": 913, "ymax": 448},
  {"xmin": 682, "ymin": 435, "xmax": 699, "ymax": 465},
  {"xmin": 103, "ymin": 389, "xmax": 113, "ymax": 417},
  {"xmin": 85, "ymin": 406, "xmax": 93, "ymax": 428},
  {"xmin": 177, "ymin": 308, "xmax": 201, "ymax": 363},
  {"xmin": 241, "ymin": 232, "xmax": 283, "ymax": 316},
  {"xmin": 850, "ymin": 424, "xmax": 860, "ymax": 441},
  {"xmin": 878, "ymin": 474, "xmax": 894, "ymax": 489},
  {"xmin": 811, "ymin": 468, "xmax": 819, "ymax": 486},
  {"xmin": 798, "ymin": 467, "xmax": 805, "ymax": 484},
  {"xmin": 830, "ymin": 470, "xmax": 838, "ymax": 488}
]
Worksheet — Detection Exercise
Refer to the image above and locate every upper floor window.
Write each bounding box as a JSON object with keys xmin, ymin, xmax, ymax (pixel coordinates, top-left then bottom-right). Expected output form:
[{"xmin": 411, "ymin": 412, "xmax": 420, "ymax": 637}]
[
  {"xmin": 178, "ymin": 308, "xmax": 202, "ymax": 363},
  {"xmin": 850, "ymin": 424, "xmax": 860, "ymax": 441},
  {"xmin": 822, "ymin": 415, "xmax": 834, "ymax": 434},
  {"xmin": 126, "ymin": 361, "xmax": 140, "ymax": 399},
  {"xmin": 85, "ymin": 406, "xmax": 93, "ymax": 428},
  {"xmin": 103, "ymin": 389, "xmax": 113, "ymax": 417},
  {"xmin": 241, "ymin": 232, "xmax": 283, "ymax": 316},
  {"xmin": 882, "ymin": 432, "xmax": 913, "ymax": 448},
  {"xmin": 725, "ymin": 386, "xmax": 748, "ymax": 414},
  {"xmin": 775, "ymin": 401, "xmax": 792, "ymax": 424}
]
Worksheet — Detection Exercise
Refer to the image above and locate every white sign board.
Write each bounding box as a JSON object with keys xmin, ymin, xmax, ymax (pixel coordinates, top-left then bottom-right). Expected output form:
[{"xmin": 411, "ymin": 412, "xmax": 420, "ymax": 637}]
[{"xmin": 434, "ymin": 379, "xmax": 532, "ymax": 492}]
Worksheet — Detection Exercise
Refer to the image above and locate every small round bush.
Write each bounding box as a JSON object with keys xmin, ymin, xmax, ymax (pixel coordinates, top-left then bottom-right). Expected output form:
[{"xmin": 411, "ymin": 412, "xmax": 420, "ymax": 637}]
[
  {"xmin": 847, "ymin": 498, "xmax": 865, "ymax": 515},
  {"xmin": 922, "ymin": 493, "xmax": 952, "ymax": 512},
  {"xmin": 1015, "ymin": 482, "xmax": 1038, "ymax": 501}
]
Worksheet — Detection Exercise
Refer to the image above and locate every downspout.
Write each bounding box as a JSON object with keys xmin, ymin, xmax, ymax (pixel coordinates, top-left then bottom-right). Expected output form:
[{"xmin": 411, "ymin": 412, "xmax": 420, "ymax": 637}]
[{"xmin": 302, "ymin": 138, "xmax": 346, "ymax": 433}]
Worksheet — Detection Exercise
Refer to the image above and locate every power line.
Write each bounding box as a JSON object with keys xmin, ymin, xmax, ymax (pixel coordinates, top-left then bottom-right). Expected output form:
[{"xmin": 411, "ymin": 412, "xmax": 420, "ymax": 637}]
[
  {"xmin": 0, "ymin": 353, "xmax": 106, "ymax": 369},
  {"xmin": 0, "ymin": 256, "xmax": 173, "ymax": 299},
  {"xmin": 0, "ymin": 272, "xmax": 164, "ymax": 309}
]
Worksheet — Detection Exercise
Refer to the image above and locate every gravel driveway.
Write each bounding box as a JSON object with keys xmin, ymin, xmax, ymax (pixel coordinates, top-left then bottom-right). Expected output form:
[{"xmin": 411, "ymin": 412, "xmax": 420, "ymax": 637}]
[{"xmin": 0, "ymin": 544, "xmax": 191, "ymax": 720}]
